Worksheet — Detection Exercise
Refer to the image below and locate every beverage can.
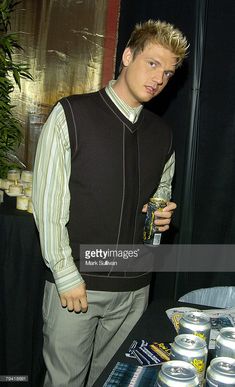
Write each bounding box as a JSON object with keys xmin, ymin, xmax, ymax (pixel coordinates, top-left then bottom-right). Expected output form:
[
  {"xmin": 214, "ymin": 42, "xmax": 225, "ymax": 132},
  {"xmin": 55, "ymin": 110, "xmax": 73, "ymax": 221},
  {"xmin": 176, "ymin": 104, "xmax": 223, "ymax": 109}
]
[
  {"xmin": 143, "ymin": 197, "xmax": 167, "ymax": 246},
  {"xmin": 170, "ymin": 334, "xmax": 208, "ymax": 385},
  {"xmin": 215, "ymin": 327, "xmax": 235, "ymax": 358},
  {"xmin": 206, "ymin": 357, "xmax": 235, "ymax": 386},
  {"xmin": 157, "ymin": 360, "xmax": 200, "ymax": 386},
  {"xmin": 179, "ymin": 311, "xmax": 211, "ymax": 346}
]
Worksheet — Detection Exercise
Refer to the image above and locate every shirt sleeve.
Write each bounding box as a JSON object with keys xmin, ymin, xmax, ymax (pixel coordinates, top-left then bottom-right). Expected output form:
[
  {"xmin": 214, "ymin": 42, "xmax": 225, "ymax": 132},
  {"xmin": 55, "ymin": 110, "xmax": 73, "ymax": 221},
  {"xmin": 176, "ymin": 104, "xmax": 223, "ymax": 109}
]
[
  {"xmin": 153, "ymin": 152, "xmax": 175, "ymax": 201},
  {"xmin": 32, "ymin": 102, "xmax": 84, "ymax": 294}
]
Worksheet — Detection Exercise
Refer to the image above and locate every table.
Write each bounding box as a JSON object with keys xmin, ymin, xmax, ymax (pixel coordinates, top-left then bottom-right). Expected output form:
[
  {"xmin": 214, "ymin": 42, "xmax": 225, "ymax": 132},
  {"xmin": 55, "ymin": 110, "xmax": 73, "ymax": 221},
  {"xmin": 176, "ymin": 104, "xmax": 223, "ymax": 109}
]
[
  {"xmin": 93, "ymin": 298, "xmax": 177, "ymax": 386},
  {"xmin": 93, "ymin": 299, "xmax": 218, "ymax": 386},
  {"xmin": 0, "ymin": 195, "xmax": 46, "ymax": 386}
]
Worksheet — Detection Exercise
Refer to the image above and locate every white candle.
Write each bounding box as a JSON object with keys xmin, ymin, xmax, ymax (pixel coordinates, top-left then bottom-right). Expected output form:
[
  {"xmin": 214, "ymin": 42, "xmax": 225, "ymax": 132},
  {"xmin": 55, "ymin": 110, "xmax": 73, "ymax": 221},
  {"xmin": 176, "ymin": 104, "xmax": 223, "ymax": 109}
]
[
  {"xmin": 9, "ymin": 181, "xmax": 23, "ymax": 195},
  {"xmin": 2, "ymin": 179, "xmax": 11, "ymax": 190},
  {"xmin": 21, "ymin": 170, "xmax": 33, "ymax": 183},
  {"xmin": 27, "ymin": 199, "xmax": 33, "ymax": 213},
  {"xmin": 16, "ymin": 195, "xmax": 29, "ymax": 211},
  {"xmin": 24, "ymin": 186, "xmax": 32, "ymax": 197},
  {"xmin": 7, "ymin": 169, "xmax": 21, "ymax": 181}
]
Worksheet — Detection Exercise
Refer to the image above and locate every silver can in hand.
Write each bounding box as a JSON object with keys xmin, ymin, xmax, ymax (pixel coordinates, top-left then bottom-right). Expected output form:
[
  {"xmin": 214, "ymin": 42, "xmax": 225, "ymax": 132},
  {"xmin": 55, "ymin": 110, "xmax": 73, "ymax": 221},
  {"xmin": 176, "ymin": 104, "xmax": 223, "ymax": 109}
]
[{"xmin": 143, "ymin": 197, "xmax": 167, "ymax": 246}]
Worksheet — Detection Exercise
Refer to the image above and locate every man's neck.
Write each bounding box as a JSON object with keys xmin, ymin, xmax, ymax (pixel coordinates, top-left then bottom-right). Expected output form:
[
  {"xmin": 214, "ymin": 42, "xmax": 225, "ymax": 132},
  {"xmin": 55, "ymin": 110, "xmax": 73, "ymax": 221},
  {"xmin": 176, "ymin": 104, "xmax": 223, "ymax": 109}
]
[
  {"xmin": 112, "ymin": 77, "xmax": 142, "ymax": 108},
  {"xmin": 105, "ymin": 80, "xmax": 143, "ymax": 124}
]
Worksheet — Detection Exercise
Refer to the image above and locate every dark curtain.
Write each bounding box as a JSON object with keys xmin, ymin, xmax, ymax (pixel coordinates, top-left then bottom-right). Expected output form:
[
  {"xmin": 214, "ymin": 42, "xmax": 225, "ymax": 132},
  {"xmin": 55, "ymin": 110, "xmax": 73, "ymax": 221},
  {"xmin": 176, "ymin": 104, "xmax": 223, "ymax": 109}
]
[
  {"xmin": 192, "ymin": 1, "xmax": 235, "ymax": 244},
  {"xmin": 116, "ymin": 0, "xmax": 235, "ymax": 301}
]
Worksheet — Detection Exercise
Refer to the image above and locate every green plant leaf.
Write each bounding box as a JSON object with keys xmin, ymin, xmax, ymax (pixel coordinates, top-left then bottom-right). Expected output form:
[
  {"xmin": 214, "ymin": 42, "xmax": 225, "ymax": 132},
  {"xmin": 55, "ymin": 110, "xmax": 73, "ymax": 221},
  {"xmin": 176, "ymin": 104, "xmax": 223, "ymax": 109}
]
[{"xmin": 0, "ymin": 0, "xmax": 33, "ymax": 178}]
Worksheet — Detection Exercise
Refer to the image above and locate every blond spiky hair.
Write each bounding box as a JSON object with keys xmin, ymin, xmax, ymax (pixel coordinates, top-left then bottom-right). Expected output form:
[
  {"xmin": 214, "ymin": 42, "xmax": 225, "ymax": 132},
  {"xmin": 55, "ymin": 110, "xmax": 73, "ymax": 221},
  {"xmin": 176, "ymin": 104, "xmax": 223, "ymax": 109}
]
[{"xmin": 126, "ymin": 19, "xmax": 189, "ymax": 67}]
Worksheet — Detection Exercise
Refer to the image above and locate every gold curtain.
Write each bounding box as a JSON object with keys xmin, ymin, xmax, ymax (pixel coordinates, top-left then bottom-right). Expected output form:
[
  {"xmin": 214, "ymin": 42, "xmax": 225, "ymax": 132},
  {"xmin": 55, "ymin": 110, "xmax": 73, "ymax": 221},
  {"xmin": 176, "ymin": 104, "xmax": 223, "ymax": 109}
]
[{"xmin": 10, "ymin": 0, "xmax": 119, "ymax": 168}]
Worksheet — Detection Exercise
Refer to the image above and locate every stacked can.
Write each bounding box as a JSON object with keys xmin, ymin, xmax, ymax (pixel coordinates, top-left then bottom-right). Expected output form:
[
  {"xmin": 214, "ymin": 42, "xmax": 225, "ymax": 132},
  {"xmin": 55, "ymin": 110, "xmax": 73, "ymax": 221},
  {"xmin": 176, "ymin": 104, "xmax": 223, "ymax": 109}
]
[
  {"xmin": 143, "ymin": 197, "xmax": 167, "ymax": 246},
  {"xmin": 206, "ymin": 357, "xmax": 235, "ymax": 386},
  {"xmin": 156, "ymin": 360, "xmax": 200, "ymax": 386},
  {"xmin": 179, "ymin": 311, "xmax": 211, "ymax": 346},
  {"xmin": 215, "ymin": 327, "xmax": 235, "ymax": 358},
  {"xmin": 170, "ymin": 334, "xmax": 208, "ymax": 385}
]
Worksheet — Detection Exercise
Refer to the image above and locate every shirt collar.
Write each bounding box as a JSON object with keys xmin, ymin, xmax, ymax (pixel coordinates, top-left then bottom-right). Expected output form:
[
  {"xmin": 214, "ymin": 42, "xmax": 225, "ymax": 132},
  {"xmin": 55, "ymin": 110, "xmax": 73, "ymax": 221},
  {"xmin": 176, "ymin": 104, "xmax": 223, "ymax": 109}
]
[{"xmin": 105, "ymin": 80, "xmax": 143, "ymax": 124}]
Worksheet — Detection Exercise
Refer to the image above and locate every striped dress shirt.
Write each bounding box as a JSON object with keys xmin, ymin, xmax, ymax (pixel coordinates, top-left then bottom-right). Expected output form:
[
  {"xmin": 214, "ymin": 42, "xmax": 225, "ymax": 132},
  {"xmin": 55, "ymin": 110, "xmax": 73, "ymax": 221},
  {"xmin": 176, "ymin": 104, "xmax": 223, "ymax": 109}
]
[{"xmin": 32, "ymin": 81, "xmax": 175, "ymax": 294}]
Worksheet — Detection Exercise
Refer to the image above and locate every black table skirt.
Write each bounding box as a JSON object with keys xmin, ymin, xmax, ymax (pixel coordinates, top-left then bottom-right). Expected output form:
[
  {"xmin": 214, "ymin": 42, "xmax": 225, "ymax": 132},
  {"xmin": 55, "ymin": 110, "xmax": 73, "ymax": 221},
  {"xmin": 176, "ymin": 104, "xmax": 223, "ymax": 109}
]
[{"xmin": 0, "ymin": 196, "xmax": 46, "ymax": 387}]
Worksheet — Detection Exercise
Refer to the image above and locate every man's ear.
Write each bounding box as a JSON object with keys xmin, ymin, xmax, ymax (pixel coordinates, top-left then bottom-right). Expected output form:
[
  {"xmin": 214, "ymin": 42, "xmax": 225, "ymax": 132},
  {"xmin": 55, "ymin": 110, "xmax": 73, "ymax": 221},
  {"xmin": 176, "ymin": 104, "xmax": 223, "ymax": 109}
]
[{"xmin": 122, "ymin": 47, "xmax": 133, "ymax": 67}]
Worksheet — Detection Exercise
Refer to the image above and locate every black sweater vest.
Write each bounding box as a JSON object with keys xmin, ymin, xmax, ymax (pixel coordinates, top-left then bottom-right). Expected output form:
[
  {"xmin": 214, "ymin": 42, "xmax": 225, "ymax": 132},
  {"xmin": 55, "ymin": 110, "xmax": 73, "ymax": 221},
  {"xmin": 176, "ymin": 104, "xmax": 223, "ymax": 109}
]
[{"xmin": 53, "ymin": 89, "xmax": 173, "ymax": 291}]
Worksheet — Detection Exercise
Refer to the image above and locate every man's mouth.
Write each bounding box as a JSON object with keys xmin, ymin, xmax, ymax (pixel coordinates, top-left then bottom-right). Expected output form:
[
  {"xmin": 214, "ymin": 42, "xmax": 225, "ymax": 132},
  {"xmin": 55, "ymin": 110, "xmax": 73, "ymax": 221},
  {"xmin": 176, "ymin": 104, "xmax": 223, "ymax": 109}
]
[{"xmin": 145, "ymin": 85, "xmax": 157, "ymax": 95}]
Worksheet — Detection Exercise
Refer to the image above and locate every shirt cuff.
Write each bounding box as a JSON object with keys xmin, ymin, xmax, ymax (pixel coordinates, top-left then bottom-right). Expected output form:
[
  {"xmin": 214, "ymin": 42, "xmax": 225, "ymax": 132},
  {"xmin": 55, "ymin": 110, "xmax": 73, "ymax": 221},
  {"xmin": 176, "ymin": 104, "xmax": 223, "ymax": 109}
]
[{"xmin": 53, "ymin": 263, "xmax": 85, "ymax": 294}]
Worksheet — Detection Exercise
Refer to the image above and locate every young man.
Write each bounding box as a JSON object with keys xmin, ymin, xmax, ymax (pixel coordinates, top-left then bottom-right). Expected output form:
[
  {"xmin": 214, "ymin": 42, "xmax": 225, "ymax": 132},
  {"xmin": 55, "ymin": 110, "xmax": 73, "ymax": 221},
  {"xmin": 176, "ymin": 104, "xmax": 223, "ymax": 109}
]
[{"xmin": 33, "ymin": 20, "xmax": 188, "ymax": 387}]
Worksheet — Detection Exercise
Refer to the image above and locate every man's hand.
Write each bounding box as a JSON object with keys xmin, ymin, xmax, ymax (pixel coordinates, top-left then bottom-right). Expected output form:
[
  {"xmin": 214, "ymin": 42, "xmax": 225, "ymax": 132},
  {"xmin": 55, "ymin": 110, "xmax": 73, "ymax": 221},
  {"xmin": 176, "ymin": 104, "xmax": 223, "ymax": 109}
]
[
  {"xmin": 60, "ymin": 282, "xmax": 88, "ymax": 313},
  {"xmin": 154, "ymin": 201, "xmax": 176, "ymax": 232},
  {"xmin": 142, "ymin": 201, "xmax": 176, "ymax": 232}
]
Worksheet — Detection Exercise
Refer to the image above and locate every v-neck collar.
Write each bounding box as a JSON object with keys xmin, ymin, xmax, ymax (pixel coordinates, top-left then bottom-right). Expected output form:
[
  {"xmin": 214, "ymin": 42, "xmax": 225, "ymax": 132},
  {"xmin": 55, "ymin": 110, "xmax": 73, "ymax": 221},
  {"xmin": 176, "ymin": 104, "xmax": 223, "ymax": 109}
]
[{"xmin": 99, "ymin": 88, "xmax": 144, "ymax": 134}]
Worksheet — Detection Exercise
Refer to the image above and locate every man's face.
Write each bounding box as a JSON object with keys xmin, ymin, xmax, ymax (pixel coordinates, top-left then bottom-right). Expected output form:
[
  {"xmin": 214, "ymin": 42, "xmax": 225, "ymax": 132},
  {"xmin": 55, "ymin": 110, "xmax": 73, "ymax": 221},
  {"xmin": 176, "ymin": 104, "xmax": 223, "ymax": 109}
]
[{"xmin": 120, "ymin": 43, "xmax": 178, "ymax": 107}]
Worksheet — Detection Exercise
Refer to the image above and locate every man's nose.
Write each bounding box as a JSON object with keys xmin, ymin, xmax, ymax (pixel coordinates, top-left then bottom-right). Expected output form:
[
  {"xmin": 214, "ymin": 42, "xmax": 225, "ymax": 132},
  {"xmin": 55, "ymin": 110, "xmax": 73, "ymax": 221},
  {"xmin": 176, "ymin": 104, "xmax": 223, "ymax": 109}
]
[{"xmin": 152, "ymin": 69, "xmax": 164, "ymax": 85}]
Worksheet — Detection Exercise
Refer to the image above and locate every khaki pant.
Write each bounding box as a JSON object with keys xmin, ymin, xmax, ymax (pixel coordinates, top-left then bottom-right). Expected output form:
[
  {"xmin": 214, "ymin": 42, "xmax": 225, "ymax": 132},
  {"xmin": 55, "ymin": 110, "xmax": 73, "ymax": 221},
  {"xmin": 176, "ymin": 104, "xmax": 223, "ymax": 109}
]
[{"xmin": 42, "ymin": 281, "xmax": 149, "ymax": 387}]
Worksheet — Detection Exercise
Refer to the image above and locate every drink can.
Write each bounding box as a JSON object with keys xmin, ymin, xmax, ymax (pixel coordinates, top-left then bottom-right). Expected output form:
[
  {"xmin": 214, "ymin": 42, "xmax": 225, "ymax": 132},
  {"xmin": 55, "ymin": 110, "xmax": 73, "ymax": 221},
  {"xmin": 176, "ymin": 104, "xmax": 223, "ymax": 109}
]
[
  {"xmin": 143, "ymin": 197, "xmax": 167, "ymax": 246},
  {"xmin": 179, "ymin": 311, "xmax": 211, "ymax": 346},
  {"xmin": 157, "ymin": 360, "xmax": 200, "ymax": 386},
  {"xmin": 206, "ymin": 357, "xmax": 235, "ymax": 386},
  {"xmin": 215, "ymin": 327, "xmax": 235, "ymax": 358},
  {"xmin": 170, "ymin": 334, "xmax": 208, "ymax": 385}
]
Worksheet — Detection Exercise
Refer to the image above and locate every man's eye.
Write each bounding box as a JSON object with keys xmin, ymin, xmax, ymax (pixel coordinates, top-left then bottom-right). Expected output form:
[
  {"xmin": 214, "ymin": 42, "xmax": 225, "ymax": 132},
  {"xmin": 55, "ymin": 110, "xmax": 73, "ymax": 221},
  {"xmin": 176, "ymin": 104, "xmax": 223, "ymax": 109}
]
[
  {"xmin": 165, "ymin": 71, "xmax": 174, "ymax": 79},
  {"xmin": 148, "ymin": 61, "xmax": 156, "ymax": 68}
]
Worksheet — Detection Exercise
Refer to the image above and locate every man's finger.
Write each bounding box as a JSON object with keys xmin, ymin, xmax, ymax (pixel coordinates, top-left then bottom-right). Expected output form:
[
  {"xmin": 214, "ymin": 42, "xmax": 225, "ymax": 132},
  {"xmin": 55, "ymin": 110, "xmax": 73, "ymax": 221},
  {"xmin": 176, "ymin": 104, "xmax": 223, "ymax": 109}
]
[
  {"xmin": 73, "ymin": 298, "xmax": 82, "ymax": 313},
  {"xmin": 67, "ymin": 298, "xmax": 74, "ymax": 312},
  {"xmin": 60, "ymin": 296, "xmax": 67, "ymax": 308},
  {"xmin": 142, "ymin": 204, "xmax": 148, "ymax": 212},
  {"xmin": 155, "ymin": 210, "xmax": 172, "ymax": 219},
  {"xmin": 155, "ymin": 218, "xmax": 171, "ymax": 226},
  {"xmin": 80, "ymin": 296, "xmax": 88, "ymax": 313}
]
